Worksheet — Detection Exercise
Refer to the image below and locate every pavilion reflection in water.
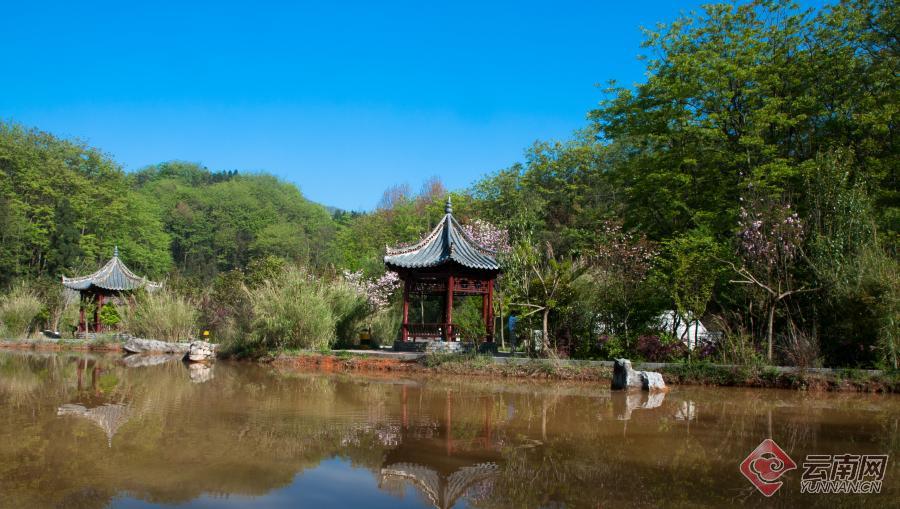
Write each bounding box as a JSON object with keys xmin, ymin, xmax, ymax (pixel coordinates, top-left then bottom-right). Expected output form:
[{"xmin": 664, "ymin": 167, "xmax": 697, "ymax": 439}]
[
  {"xmin": 56, "ymin": 357, "xmax": 133, "ymax": 448},
  {"xmin": 379, "ymin": 386, "xmax": 501, "ymax": 509},
  {"xmin": 57, "ymin": 403, "xmax": 131, "ymax": 448}
]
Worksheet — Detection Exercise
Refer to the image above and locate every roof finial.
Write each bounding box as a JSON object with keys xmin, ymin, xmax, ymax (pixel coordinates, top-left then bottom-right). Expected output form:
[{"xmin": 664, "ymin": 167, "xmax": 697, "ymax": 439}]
[
  {"xmin": 113, "ymin": 245, "xmax": 119, "ymax": 258},
  {"xmin": 445, "ymin": 195, "xmax": 453, "ymax": 214}
]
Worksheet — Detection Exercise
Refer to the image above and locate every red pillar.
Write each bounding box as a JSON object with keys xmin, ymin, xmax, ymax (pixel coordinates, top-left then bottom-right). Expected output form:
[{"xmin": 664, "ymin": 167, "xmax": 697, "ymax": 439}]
[
  {"xmin": 78, "ymin": 297, "xmax": 86, "ymax": 334},
  {"xmin": 486, "ymin": 278, "xmax": 495, "ymax": 342},
  {"xmin": 482, "ymin": 284, "xmax": 489, "ymax": 339},
  {"xmin": 94, "ymin": 294, "xmax": 103, "ymax": 333},
  {"xmin": 401, "ymin": 279, "xmax": 410, "ymax": 341},
  {"xmin": 445, "ymin": 275, "xmax": 454, "ymax": 341}
]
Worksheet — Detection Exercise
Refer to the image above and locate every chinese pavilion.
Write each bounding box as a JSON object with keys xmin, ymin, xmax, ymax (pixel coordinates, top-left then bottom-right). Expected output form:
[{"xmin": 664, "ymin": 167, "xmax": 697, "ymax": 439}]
[
  {"xmin": 384, "ymin": 197, "xmax": 500, "ymax": 344},
  {"xmin": 62, "ymin": 247, "xmax": 161, "ymax": 334}
]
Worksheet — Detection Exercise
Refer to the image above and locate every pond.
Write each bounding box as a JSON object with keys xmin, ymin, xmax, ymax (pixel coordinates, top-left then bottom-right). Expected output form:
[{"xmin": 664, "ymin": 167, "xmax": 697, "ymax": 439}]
[{"xmin": 0, "ymin": 350, "xmax": 896, "ymax": 508}]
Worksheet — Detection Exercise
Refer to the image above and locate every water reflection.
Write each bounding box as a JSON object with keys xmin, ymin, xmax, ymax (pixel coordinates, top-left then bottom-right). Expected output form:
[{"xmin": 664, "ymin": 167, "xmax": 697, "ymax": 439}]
[
  {"xmin": 380, "ymin": 387, "xmax": 502, "ymax": 508},
  {"xmin": 57, "ymin": 403, "xmax": 131, "ymax": 448},
  {"xmin": 188, "ymin": 362, "xmax": 214, "ymax": 383},
  {"xmin": 0, "ymin": 351, "xmax": 897, "ymax": 508},
  {"xmin": 611, "ymin": 390, "xmax": 667, "ymax": 421}
]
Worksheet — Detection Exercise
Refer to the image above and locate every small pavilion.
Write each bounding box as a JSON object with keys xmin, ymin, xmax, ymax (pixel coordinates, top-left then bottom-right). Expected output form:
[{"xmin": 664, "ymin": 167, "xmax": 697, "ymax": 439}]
[
  {"xmin": 62, "ymin": 247, "xmax": 161, "ymax": 334},
  {"xmin": 384, "ymin": 197, "xmax": 500, "ymax": 344}
]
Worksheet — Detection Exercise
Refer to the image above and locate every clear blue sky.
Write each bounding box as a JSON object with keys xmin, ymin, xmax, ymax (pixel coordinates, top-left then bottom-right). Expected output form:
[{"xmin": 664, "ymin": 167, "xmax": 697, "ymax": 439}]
[{"xmin": 2, "ymin": 0, "xmax": 822, "ymax": 211}]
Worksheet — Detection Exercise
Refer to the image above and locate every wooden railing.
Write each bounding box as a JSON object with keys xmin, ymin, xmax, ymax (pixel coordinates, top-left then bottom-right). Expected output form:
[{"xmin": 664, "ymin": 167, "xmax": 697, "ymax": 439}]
[
  {"xmin": 403, "ymin": 323, "xmax": 446, "ymax": 339},
  {"xmin": 402, "ymin": 323, "xmax": 489, "ymax": 341}
]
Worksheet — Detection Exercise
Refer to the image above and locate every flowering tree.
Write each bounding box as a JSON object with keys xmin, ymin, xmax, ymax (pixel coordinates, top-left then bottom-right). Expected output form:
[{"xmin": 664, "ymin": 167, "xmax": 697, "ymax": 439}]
[
  {"xmin": 461, "ymin": 219, "xmax": 511, "ymax": 255},
  {"xmin": 583, "ymin": 221, "xmax": 658, "ymax": 343},
  {"xmin": 461, "ymin": 220, "xmax": 511, "ymax": 345},
  {"xmin": 728, "ymin": 198, "xmax": 814, "ymax": 361},
  {"xmin": 343, "ymin": 270, "xmax": 401, "ymax": 311}
]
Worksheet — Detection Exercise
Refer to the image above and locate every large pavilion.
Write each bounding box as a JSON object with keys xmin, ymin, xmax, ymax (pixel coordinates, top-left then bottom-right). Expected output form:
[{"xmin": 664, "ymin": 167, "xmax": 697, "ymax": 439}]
[
  {"xmin": 384, "ymin": 197, "xmax": 500, "ymax": 345},
  {"xmin": 62, "ymin": 247, "xmax": 161, "ymax": 334}
]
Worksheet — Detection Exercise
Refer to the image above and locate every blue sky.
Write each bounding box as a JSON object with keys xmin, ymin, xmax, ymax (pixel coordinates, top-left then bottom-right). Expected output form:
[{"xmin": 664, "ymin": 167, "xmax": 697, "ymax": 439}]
[{"xmin": 2, "ymin": 1, "xmax": 822, "ymax": 211}]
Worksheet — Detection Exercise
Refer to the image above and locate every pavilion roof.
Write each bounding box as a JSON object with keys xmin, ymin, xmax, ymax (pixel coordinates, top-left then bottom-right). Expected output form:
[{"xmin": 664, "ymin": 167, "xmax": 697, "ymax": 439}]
[
  {"xmin": 62, "ymin": 247, "xmax": 162, "ymax": 292},
  {"xmin": 384, "ymin": 198, "xmax": 500, "ymax": 272}
]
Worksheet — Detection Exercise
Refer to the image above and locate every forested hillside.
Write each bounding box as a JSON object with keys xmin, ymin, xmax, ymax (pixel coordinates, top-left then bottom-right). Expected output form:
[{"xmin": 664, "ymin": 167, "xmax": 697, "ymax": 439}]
[
  {"xmin": 0, "ymin": 0, "xmax": 896, "ymax": 368},
  {"xmin": 0, "ymin": 126, "xmax": 337, "ymax": 287}
]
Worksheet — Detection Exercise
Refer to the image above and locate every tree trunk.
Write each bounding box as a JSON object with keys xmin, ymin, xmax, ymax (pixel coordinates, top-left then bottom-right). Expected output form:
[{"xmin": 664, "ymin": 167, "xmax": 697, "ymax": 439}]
[
  {"xmin": 542, "ymin": 308, "xmax": 550, "ymax": 354},
  {"xmin": 767, "ymin": 303, "xmax": 776, "ymax": 362}
]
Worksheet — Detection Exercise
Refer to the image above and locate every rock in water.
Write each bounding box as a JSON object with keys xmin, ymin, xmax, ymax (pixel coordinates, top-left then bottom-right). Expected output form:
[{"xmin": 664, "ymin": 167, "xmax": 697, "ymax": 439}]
[
  {"xmin": 640, "ymin": 371, "xmax": 668, "ymax": 392},
  {"xmin": 612, "ymin": 359, "xmax": 643, "ymax": 390},
  {"xmin": 123, "ymin": 338, "xmax": 190, "ymax": 354},
  {"xmin": 612, "ymin": 358, "xmax": 668, "ymax": 392},
  {"xmin": 186, "ymin": 341, "xmax": 217, "ymax": 363}
]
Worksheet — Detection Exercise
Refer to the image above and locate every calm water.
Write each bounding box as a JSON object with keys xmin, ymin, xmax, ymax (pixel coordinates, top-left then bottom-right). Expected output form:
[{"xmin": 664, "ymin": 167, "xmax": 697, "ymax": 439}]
[{"xmin": 0, "ymin": 351, "xmax": 897, "ymax": 509}]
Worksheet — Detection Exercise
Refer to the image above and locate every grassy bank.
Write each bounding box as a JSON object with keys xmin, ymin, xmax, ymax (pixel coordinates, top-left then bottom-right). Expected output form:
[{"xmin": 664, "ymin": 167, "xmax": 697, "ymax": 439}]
[{"xmin": 270, "ymin": 351, "xmax": 900, "ymax": 393}]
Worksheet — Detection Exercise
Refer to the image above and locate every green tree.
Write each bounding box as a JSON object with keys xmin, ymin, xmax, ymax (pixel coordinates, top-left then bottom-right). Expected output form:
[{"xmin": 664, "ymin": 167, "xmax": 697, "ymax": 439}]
[{"xmin": 655, "ymin": 230, "xmax": 724, "ymax": 347}]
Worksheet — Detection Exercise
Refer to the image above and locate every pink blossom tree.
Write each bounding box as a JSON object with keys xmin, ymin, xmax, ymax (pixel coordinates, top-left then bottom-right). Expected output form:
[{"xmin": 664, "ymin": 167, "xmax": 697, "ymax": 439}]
[
  {"xmin": 461, "ymin": 219, "xmax": 511, "ymax": 255},
  {"xmin": 343, "ymin": 270, "xmax": 401, "ymax": 312},
  {"xmin": 728, "ymin": 198, "xmax": 815, "ymax": 361}
]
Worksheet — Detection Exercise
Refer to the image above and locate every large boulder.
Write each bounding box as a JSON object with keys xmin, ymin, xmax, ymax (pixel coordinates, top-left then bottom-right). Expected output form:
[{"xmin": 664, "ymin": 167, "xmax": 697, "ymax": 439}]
[
  {"xmin": 186, "ymin": 341, "xmax": 217, "ymax": 363},
  {"xmin": 612, "ymin": 359, "xmax": 643, "ymax": 390},
  {"xmin": 611, "ymin": 358, "xmax": 668, "ymax": 392},
  {"xmin": 123, "ymin": 338, "xmax": 190, "ymax": 354},
  {"xmin": 641, "ymin": 371, "xmax": 668, "ymax": 392}
]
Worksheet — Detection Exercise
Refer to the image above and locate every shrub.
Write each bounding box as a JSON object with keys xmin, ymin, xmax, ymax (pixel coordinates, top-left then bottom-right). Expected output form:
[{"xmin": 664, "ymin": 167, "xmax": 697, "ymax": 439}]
[
  {"xmin": 453, "ymin": 297, "xmax": 488, "ymax": 341},
  {"xmin": 635, "ymin": 333, "xmax": 687, "ymax": 362},
  {"xmin": 118, "ymin": 288, "xmax": 197, "ymax": 341},
  {"xmin": 0, "ymin": 286, "xmax": 42, "ymax": 338},
  {"xmin": 200, "ymin": 269, "xmax": 252, "ymax": 344},
  {"xmin": 99, "ymin": 303, "xmax": 121, "ymax": 328},
  {"xmin": 712, "ymin": 316, "xmax": 765, "ymax": 366},
  {"xmin": 595, "ymin": 334, "xmax": 627, "ymax": 360}
]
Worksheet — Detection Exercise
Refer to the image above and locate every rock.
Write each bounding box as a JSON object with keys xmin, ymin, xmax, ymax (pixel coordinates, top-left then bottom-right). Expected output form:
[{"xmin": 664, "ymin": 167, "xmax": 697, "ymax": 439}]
[
  {"xmin": 189, "ymin": 363, "xmax": 214, "ymax": 383},
  {"xmin": 186, "ymin": 341, "xmax": 217, "ymax": 363},
  {"xmin": 640, "ymin": 371, "xmax": 668, "ymax": 392},
  {"xmin": 123, "ymin": 338, "xmax": 190, "ymax": 354},
  {"xmin": 612, "ymin": 358, "xmax": 668, "ymax": 392},
  {"xmin": 612, "ymin": 359, "xmax": 643, "ymax": 390}
]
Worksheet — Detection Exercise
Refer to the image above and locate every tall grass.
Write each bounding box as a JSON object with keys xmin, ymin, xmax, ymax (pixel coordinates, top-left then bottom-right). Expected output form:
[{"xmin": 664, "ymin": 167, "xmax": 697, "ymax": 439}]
[
  {"xmin": 370, "ymin": 304, "xmax": 401, "ymax": 346},
  {"xmin": 0, "ymin": 286, "xmax": 42, "ymax": 338},
  {"xmin": 118, "ymin": 288, "xmax": 198, "ymax": 341},
  {"xmin": 247, "ymin": 266, "xmax": 367, "ymax": 352}
]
